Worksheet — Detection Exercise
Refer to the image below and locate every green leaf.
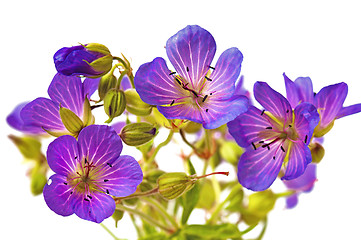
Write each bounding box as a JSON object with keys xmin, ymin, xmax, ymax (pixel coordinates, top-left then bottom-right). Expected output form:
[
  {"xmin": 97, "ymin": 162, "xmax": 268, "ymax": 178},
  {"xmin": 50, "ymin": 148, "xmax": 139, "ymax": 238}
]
[
  {"xmin": 8, "ymin": 135, "xmax": 42, "ymax": 160},
  {"xmin": 182, "ymin": 223, "xmax": 243, "ymax": 239},
  {"xmin": 196, "ymin": 179, "xmax": 215, "ymax": 210}
]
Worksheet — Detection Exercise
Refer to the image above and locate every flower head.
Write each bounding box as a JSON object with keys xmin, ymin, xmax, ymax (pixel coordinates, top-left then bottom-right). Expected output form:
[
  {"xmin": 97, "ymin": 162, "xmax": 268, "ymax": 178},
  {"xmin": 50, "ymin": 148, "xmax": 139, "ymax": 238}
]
[
  {"xmin": 20, "ymin": 73, "xmax": 99, "ymax": 137},
  {"xmin": 43, "ymin": 125, "xmax": 143, "ymax": 223},
  {"xmin": 228, "ymin": 82, "xmax": 320, "ymax": 191},
  {"xmin": 134, "ymin": 25, "xmax": 249, "ymax": 129},
  {"xmin": 54, "ymin": 43, "xmax": 113, "ymax": 78},
  {"xmin": 284, "ymin": 73, "xmax": 361, "ymax": 137},
  {"xmin": 283, "ymin": 163, "xmax": 317, "ymax": 208}
]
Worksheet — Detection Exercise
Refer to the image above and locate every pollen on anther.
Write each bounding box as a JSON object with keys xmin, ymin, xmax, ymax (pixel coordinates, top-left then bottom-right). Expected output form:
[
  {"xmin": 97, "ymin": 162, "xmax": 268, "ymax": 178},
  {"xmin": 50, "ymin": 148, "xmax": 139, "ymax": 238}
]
[
  {"xmin": 273, "ymin": 156, "xmax": 276, "ymax": 160},
  {"xmin": 175, "ymin": 78, "xmax": 182, "ymax": 86},
  {"xmin": 202, "ymin": 95, "xmax": 208, "ymax": 102}
]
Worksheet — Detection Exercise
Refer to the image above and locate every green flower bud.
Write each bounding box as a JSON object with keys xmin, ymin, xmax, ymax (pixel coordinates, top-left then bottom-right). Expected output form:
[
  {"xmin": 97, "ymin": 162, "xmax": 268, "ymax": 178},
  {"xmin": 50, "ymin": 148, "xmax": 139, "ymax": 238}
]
[
  {"xmin": 112, "ymin": 209, "xmax": 124, "ymax": 228},
  {"xmin": 98, "ymin": 73, "xmax": 117, "ymax": 101},
  {"xmin": 146, "ymin": 169, "xmax": 166, "ymax": 183},
  {"xmin": 8, "ymin": 135, "xmax": 42, "ymax": 160},
  {"xmin": 120, "ymin": 122, "xmax": 157, "ymax": 146},
  {"xmin": 311, "ymin": 142, "xmax": 325, "ymax": 163},
  {"xmin": 30, "ymin": 165, "xmax": 47, "ymax": 195},
  {"xmin": 157, "ymin": 172, "xmax": 196, "ymax": 200},
  {"xmin": 59, "ymin": 105, "xmax": 84, "ymax": 135},
  {"xmin": 103, "ymin": 89, "xmax": 126, "ymax": 123},
  {"xmin": 124, "ymin": 89, "xmax": 152, "ymax": 116},
  {"xmin": 85, "ymin": 43, "xmax": 111, "ymax": 55},
  {"xmin": 243, "ymin": 190, "xmax": 277, "ymax": 225}
]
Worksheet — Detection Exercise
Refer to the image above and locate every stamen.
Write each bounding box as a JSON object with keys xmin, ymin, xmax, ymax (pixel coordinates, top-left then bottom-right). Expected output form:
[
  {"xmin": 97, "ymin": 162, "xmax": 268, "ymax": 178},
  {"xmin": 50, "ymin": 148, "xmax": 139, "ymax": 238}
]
[
  {"xmin": 273, "ymin": 156, "xmax": 276, "ymax": 160},
  {"xmin": 251, "ymin": 142, "xmax": 257, "ymax": 150},
  {"xmin": 259, "ymin": 140, "xmax": 265, "ymax": 143},
  {"xmin": 262, "ymin": 144, "xmax": 270, "ymax": 150},
  {"xmin": 266, "ymin": 127, "xmax": 273, "ymax": 130},
  {"xmin": 106, "ymin": 189, "xmax": 110, "ymax": 194},
  {"xmin": 70, "ymin": 191, "xmax": 73, "ymax": 194},
  {"xmin": 75, "ymin": 156, "xmax": 78, "ymax": 159},
  {"xmin": 261, "ymin": 110, "xmax": 265, "ymax": 116},
  {"xmin": 104, "ymin": 179, "xmax": 109, "ymax": 182},
  {"xmin": 286, "ymin": 109, "xmax": 289, "ymax": 113},
  {"xmin": 205, "ymin": 76, "xmax": 212, "ymax": 81},
  {"xmin": 186, "ymin": 66, "xmax": 189, "ymax": 72},
  {"xmin": 208, "ymin": 65, "xmax": 215, "ymax": 70},
  {"xmin": 289, "ymin": 125, "xmax": 292, "ymax": 128},
  {"xmin": 169, "ymin": 72, "xmax": 176, "ymax": 75},
  {"xmin": 202, "ymin": 95, "xmax": 208, "ymax": 102},
  {"xmin": 84, "ymin": 198, "xmax": 90, "ymax": 202},
  {"xmin": 175, "ymin": 78, "xmax": 182, "ymax": 86},
  {"xmin": 280, "ymin": 146, "xmax": 285, "ymax": 152},
  {"xmin": 206, "ymin": 109, "xmax": 209, "ymax": 113},
  {"xmin": 107, "ymin": 163, "xmax": 112, "ymax": 167},
  {"xmin": 191, "ymin": 90, "xmax": 198, "ymax": 97},
  {"xmin": 84, "ymin": 158, "xmax": 87, "ymax": 164},
  {"xmin": 210, "ymin": 93, "xmax": 213, "ymax": 95},
  {"xmin": 304, "ymin": 135, "xmax": 308, "ymax": 143},
  {"xmin": 314, "ymin": 92, "xmax": 316, "ymax": 96},
  {"xmin": 63, "ymin": 182, "xmax": 68, "ymax": 185},
  {"xmin": 170, "ymin": 100, "xmax": 175, "ymax": 106},
  {"xmin": 87, "ymin": 195, "xmax": 92, "ymax": 199}
]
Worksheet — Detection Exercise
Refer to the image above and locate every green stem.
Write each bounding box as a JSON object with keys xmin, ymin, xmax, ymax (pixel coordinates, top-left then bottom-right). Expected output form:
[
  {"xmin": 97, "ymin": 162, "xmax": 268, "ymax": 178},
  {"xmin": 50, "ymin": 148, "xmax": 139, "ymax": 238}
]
[
  {"xmin": 147, "ymin": 129, "xmax": 174, "ymax": 164},
  {"xmin": 116, "ymin": 204, "xmax": 175, "ymax": 233},
  {"xmin": 255, "ymin": 217, "xmax": 268, "ymax": 240},
  {"xmin": 275, "ymin": 190, "xmax": 294, "ymax": 198},
  {"xmin": 113, "ymin": 56, "xmax": 127, "ymax": 67},
  {"xmin": 100, "ymin": 223, "xmax": 123, "ymax": 240},
  {"xmin": 179, "ymin": 129, "xmax": 198, "ymax": 152},
  {"xmin": 141, "ymin": 197, "xmax": 179, "ymax": 230},
  {"xmin": 128, "ymin": 71, "xmax": 135, "ymax": 88},
  {"xmin": 115, "ymin": 70, "xmax": 127, "ymax": 89}
]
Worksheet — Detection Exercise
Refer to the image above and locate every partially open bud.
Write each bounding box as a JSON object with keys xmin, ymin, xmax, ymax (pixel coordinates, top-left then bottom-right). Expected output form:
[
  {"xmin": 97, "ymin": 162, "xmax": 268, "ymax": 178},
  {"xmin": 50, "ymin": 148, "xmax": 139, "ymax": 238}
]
[
  {"xmin": 104, "ymin": 89, "xmax": 126, "ymax": 123},
  {"xmin": 124, "ymin": 89, "xmax": 152, "ymax": 116},
  {"xmin": 157, "ymin": 172, "xmax": 196, "ymax": 200},
  {"xmin": 54, "ymin": 43, "xmax": 113, "ymax": 78},
  {"xmin": 98, "ymin": 72, "xmax": 117, "ymax": 101},
  {"xmin": 120, "ymin": 122, "xmax": 157, "ymax": 146},
  {"xmin": 310, "ymin": 142, "xmax": 325, "ymax": 163}
]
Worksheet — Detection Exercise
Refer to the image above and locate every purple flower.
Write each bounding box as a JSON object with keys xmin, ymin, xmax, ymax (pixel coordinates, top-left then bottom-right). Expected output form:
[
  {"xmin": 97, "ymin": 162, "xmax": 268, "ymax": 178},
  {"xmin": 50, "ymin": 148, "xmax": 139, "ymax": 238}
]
[
  {"xmin": 54, "ymin": 43, "xmax": 113, "ymax": 77},
  {"xmin": 284, "ymin": 73, "xmax": 361, "ymax": 137},
  {"xmin": 134, "ymin": 25, "xmax": 249, "ymax": 129},
  {"xmin": 228, "ymin": 82, "xmax": 320, "ymax": 191},
  {"xmin": 283, "ymin": 163, "xmax": 317, "ymax": 208},
  {"xmin": 20, "ymin": 73, "xmax": 99, "ymax": 136},
  {"xmin": 43, "ymin": 125, "xmax": 143, "ymax": 223}
]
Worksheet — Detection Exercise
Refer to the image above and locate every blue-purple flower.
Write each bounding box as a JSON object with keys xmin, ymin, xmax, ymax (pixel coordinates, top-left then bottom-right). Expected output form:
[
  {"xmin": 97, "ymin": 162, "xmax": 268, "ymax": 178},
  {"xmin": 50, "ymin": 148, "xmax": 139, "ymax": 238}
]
[
  {"xmin": 134, "ymin": 25, "xmax": 249, "ymax": 129},
  {"xmin": 54, "ymin": 43, "xmax": 113, "ymax": 77},
  {"xmin": 228, "ymin": 82, "xmax": 320, "ymax": 191},
  {"xmin": 20, "ymin": 73, "xmax": 99, "ymax": 137},
  {"xmin": 43, "ymin": 125, "xmax": 143, "ymax": 223},
  {"xmin": 284, "ymin": 73, "xmax": 361, "ymax": 137},
  {"xmin": 283, "ymin": 163, "xmax": 317, "ymax": 208}
]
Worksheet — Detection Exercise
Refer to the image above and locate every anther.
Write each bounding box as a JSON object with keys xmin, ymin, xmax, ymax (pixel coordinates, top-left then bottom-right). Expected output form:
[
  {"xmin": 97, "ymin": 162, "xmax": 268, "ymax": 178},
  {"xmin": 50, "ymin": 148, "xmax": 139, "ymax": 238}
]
[
  {"xmin": 175, "ymin": 78, "xmax": 182, "ymax": 86},
  {"xmin": 251, "ymin": 142, "xmax": 257, "ymax": 150},
  {"xmin": 104, "ymin": 179, "xmax": 109, "ymax": 182},
  {"xmin": 107, "ymin": 163, "xmax": 112, "ymax": 167},
  {"xmin": 191, "ymin": 90, "xmax": 198, "ymax": 97},
  {"xmin": 266, "ymin": 127, "xmax": 273, "ymax": 130},
  {"xmin": 286, "ymin": 109, "xmax": 289, "ymax": 113},
  {"xmin": 106, "ymin": 189, "xmax": 110, "ymax": 194},
  {"xmin": 259, "ymin": 140, "xmax": 265, "ymax": 143},
  {"xmin": 210, "ymin": 93, "xmax": 213, "ymax": 95},
  {"xmin": 261, "ymin": 110, "xmax": 265, "ymax": 116},
  {"xmin": 208, "ymin": 65, "xmax": 215, "ymax": 70},
  {"xmin": 289, "ymin": 125, "xmax": 292, "ymax": 128},
  {"xmin": 87, "ymin": 195, "xmax": 92, "ymax": 199},
  {"xmin": 304, "ymin": 135, "xmax": 308, "ymax": 144},
  {"xmin": 84, "ymin": 198, "xmax": 90, "ymax": 202},
  {"xmin": 273, "ymin": 156, "xmax": 276, "ymax": 160},
  {"xmin": 75, "ymin": 156, "xmax": 78, "ymax": 159},
  {"xmin": 63, "ymin": 182, "xmax": 68, "ymax": 185},
  {"xmin": 206, "ymin": 109, "xmax": 209, "ymax": 112},
  {"xmin": 314, "ymin": 92, "xmax": 316, "ymax": 96},
  {"xmin": 70, "ymin": 191, "xmax": 73, "ymax": 195},
  {"xmin": 84, "ymin": 158, "xmax": 87, "ymax": 164},
  {"xmin": 205, "ymin": 76, "xmax": 212, "ymax": 81},
  {"xmin": 170, "ymin": 100, "xmax": 175, "ymax": 106},
  {"xmin": 169, "ymin": 72, "xmax": 176, "ymax": 75},
  {"xmin": 281, "ymin": 146, "xmax": 285, "ymax": 152},
  {"xmin": 202, "ymin": 95, "xmax": 208, "ymax": 102},
  {"xmin": 186, "ymin": 67, "xmax": 189, "ymax": 72},
  {"xmin": 262, "ymin": 144, "xmax": 270, "ymax": 150}
]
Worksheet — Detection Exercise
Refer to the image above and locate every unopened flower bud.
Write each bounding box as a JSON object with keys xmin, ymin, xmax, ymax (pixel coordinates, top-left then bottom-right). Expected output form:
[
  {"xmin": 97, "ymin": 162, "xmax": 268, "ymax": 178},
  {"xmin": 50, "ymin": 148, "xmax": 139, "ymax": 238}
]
[
  {"xmin": 157, "ymin": 172, "xmax": 196, "ymax": 200},
  {"xmin": 54, "ymin": 43, "xmax": 112, "ymax": 78},
  {"xmin": 98, "ymin": 73, "xmax": 117, "ymax": 101},
  {"xmin": 310, "ymin": 142, "xmax": 325, "ymax": 163},
  {"xmin": 124, "ymin": 89, "xmax": 152, "ymax": 116},
  {"xmin": 30, "ymin": 165, "xmax": 48, "ymax": 196},
  {"xmin": 104, "ymin": 89, "xmax": 126, "ymax": 123},
  {"xmin": 120, "ymin": 122, "xmax": 157, "ymax": 146},
  {"xmin": 219, "ymin": 141, "xmax": 244, "ymax": 165},
  {"xmin": 8, "ymin": 135, "xmax": 42, "ymax": 160}
]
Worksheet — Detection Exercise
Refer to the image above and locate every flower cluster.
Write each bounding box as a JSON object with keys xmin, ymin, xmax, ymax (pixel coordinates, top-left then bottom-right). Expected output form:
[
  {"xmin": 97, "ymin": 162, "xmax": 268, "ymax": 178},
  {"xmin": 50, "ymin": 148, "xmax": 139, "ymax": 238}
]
[{"xmin": 7, "ymin": 25, "xmax": 361, "ymax": 239}]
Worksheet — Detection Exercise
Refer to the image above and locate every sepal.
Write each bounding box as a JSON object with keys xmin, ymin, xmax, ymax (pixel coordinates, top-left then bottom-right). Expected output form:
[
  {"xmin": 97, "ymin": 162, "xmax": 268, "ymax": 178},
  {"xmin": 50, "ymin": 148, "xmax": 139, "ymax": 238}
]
[
  {"xmin": 103, "ymin": 89, "xmax": 126, "ymax": 123},
  {"xmin": 120, "ymin": 122, "xmax": 157, "ymax": 146}
]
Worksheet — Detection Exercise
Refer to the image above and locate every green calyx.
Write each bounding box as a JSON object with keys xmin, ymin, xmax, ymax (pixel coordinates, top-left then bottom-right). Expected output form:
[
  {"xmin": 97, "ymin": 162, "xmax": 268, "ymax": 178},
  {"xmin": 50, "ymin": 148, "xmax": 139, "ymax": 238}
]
[
  {"xmin": 120, "ymin": 122, "xmax": 157, "ymax": 146},
  {"xmin": 157, "ymin": 172, "xmax": 196, "ymax": 200},
  {"xmin": 103, "ymin": 89, "xmax": 126, "ymax": 123},
  {"xmin": 124, "ymin": 89, "xmax": 152, "ymax": 116}
]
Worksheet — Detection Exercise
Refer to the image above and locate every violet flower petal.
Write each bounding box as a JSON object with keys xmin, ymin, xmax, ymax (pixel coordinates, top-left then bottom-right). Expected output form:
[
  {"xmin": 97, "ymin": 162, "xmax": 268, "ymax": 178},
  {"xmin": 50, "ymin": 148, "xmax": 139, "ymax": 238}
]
[
  {"xmin": 284, "ymin": 73, "xmax": 300, "ymax": 108},
  {"xmin": 83, "ymin": 77, "xmax": 101, "ymax": 99},
  {"xmin": 46, "ymin": 135, "xmax": 79, "ymax": 175},
  {"xmin": 43, "ymin": 174, "xmax": 75, "ymax": 216},
  {"xmin": 48, "ymin": 73, "xmax": 84, "ymax": 116},
  {"xmin": 237, "ymin": 141, "xmax": 289, "ymax": 191},
  {"xmin": 77, "ymin": 125, "xmax": 122, "ymax": 166},
  {"xmin": 166, "ymin": 25, "xmax": 216, "ymax": 88},
  {"xmin": 294, "ymin": 103, "xmax": 320, "ymax": 145},
  {"xmin": 207, "ymin": 47, "xmax": 243, "ymax": 99},
  {"xmin": 20, "ymin": 97, "xmax": 66, "ymax": 132},
  {"xmin": 72, "ymin": 191, "xmax": 115, "ymax": 223},
  {"xmin": 284, "ymin": 163, "xmax": 317, "ymax": 192},
  {"xmin": 134, "ymin": 57, "xmax": 185, "ymax": 106},
  {"xmin": 100, "ymin": 155, "xmax": 143, "ymax": 197},
  {"xmin": 7, "ymin": 102, "xmax": 44, "ymax": 134},
  {"xmin": 281, "ymin": 140, "xmax": 312, "ymax": 180},
  {"xmin": 286, "ymin": 194, "xmax": 299, "ymax": 209},
  {"xmin": 314, "ymin": 82, "xmax": 347, "ymax": 129},
  {"xmin": 337, "ymin": 103, "xmax": 361, "ymax": 119},
  {"xmin": 254, "ymin": 81, "xmax": 293, "ymax": 124},
  {"xmin": 294, "ymin": 76, "xmax": 314, "ymax": 104}
]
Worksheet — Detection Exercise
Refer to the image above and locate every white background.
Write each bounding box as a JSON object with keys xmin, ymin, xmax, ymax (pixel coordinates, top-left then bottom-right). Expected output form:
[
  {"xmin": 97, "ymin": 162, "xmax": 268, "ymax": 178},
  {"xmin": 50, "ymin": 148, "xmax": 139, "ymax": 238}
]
[{"xmin": 1, "ymin": 0, "xmax": 361, "ymax": 239}]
